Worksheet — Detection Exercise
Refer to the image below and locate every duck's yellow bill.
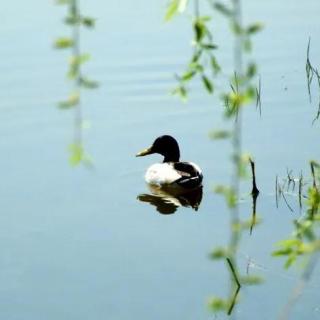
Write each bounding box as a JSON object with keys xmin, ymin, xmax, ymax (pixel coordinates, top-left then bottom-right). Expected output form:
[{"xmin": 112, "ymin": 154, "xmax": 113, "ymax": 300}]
[{"xmin": 136, "ymin": 147, "xmax": 153, "ymax": 157}]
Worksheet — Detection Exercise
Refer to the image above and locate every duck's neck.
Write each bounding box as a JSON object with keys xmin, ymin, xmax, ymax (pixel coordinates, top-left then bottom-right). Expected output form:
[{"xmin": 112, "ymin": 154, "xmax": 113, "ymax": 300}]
[{"xmin": 163, "ymin": 152, "xmax": 180, "ymax": 163}]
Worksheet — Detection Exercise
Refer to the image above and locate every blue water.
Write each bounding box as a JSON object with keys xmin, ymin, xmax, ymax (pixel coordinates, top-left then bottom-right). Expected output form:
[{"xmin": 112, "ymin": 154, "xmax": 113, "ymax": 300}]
[{"xmin": 0, "ymin": 0, "xmax": 320, "ymax": 319}]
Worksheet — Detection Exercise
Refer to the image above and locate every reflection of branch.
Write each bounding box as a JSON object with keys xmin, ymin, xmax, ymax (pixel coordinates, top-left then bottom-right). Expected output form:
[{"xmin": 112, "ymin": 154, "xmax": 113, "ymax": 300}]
[
  {"xmin": 279, "ymin": 252, "xmax": 320, "ymax": 320},
  {"xmin": 281, "ymin": 192, "xmax": 294, "ymax": 213},
  {"xmin": 227, "ymin": 258, "xmax": 241, "ymax": 288},
  {"xmin": 228, "ymin": 284, "xmax": 241, "ymax": 315},
  {"xmin": 226, "ymin": 258, "xmax": 241, "ymax": 315},
  {"xmin": 275, "ymin": 174, "xmax": 294, "ymax": 213},
  {"xmin": 310, "ymin": 161, "xmax": 317, "ymax": 190},
  {"xmin": 250, "ymin": 191, "xmax": 258, "ymax": 235},
  {"xmin": 249, "ymin": 158, "xmax": 259, "ymax": 235}
]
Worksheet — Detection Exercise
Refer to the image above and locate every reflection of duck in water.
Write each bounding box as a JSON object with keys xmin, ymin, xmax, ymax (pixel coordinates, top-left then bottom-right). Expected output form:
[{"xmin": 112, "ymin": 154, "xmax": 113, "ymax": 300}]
[
  {"xmin": 136, "ymin": 135, "xmax": 203, "ymax": 214},
  {"xmin": 137, "ymin": 184, "xmax": 203, "ymax": 214}
]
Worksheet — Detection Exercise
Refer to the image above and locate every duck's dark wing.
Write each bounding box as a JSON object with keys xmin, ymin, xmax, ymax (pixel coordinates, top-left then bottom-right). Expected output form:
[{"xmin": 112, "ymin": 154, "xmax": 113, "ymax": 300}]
[{"xmin": 173, "ymin": 162, "xmax": 203, "ymax": 189}]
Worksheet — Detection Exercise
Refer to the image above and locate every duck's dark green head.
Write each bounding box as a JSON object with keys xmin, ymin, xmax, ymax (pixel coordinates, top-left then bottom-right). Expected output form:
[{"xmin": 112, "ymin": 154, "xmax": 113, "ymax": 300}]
[{"xmin": 136, "ymin": 135, "xmax": 180, "ymax": 162}]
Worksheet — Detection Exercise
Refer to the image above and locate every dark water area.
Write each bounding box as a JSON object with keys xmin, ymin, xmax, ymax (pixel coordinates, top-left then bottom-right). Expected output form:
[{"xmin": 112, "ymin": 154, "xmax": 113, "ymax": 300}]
[{"xmin": 0, "ymin": 0, "xmax": 320, "ymax": 319}]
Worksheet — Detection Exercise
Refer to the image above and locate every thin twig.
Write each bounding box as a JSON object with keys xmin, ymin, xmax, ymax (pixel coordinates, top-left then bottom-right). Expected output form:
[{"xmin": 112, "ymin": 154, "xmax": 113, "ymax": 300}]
[
  {"xmin": 276, "ymin": 175, "xmax": 279, "ymax": 208},
  {"xmin": 298, "ymin": 171, "xmax": 303, "ymax": 211},
  {"xmin": 256, "ymin": 76, "xmax": 262, "ymax": 116},
  {"xmin": 310, "ymin": 161, "xmax": 317, "ymax": 190}
]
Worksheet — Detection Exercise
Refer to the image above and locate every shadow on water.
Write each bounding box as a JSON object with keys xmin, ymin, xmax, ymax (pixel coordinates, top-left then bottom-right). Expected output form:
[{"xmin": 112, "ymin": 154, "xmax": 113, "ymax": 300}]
[{"xmin": 137, "ymin": 185, "xmax": 203, "ymax": 214}]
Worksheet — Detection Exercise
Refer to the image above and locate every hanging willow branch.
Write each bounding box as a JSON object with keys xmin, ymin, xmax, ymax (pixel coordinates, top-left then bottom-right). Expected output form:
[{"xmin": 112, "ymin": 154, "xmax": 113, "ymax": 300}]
[{"xmin": 54, "ymin": 0, "xmax": 98, "ymax": 165}]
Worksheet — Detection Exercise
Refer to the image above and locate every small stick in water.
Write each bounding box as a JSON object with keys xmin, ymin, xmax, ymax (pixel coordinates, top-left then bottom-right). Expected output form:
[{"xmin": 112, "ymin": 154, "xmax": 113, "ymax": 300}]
[{"xmin": 249, "ymin": 158, "xmax": 260, "ymax": 196}]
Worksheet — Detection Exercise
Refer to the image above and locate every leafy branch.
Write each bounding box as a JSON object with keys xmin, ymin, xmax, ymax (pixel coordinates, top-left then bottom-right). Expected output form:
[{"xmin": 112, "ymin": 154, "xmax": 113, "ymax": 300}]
[{"xmin": 54, "ymin": 0, "xmax": 98, "ymax": 166}]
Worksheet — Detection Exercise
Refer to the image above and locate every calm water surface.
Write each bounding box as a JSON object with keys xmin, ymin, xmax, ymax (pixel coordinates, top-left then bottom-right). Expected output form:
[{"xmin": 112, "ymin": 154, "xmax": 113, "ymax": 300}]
[{"xmin": 1, "ymin": 1, "xmax": 320, "ymax": 319}]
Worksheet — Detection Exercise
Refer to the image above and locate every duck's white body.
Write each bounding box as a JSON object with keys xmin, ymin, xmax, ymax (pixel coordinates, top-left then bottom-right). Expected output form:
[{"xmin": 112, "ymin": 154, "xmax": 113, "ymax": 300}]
[
  {"xmin": 145, "ymin": 162, "xmax": 202, "ymax": 189},
  {"xmin": 145, "ymin": 163, "xmax": 181, "ymax": 186}
]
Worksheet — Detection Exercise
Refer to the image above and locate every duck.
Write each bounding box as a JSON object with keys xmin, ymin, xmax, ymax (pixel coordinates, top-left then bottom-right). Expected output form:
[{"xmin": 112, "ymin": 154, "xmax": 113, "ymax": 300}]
[{"xmin": 136, "ymin": 135, "xmax": 203, "ymax": 191}]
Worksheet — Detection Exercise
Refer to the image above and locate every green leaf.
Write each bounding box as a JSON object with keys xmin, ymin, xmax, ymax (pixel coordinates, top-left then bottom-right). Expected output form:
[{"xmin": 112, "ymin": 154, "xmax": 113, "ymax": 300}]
[
  {"xmin": 177, "ymin": 0, "xmax": 188, "ymax": 12},
  {"xmin": 284, "ymin": 255, "xmax": 297, "ymax": 269},
  {"xmin": 201, "ymin": 43, "xmax": 218, "ymax": 50},
  {"xmin": 209, "ymin": 247, "xmax": 228, "ymax": 259},
  {"xmin": 69, "ymin": 143, "xmax": 83, "ymax": 166},
  {"xmin": 240, "ymin": 275, "xmax": 263, "ymax": 285},
  {"xmin": 56, "ymin": 0, "xmax": 71, "ymax": 5},
  {"xmin": 194, "ymin": 20, "xmax": 206, "ymax": 42},
  {"xmin": 209, "ymin": 130, "xmax": 231, "ymax": 140},
  {"xmin": 215, "ymin": 185, "xmax": 236, "ymax": 208},
  {"xmin": 189, "ymin": 63, "xmax": 204, "ymax": 73},
  {"xmin": 231, "ymin": 22, "xmax": 243, "ymax": 35},
  {"xmin": 202, "ymin": 75, "xmax": 214, "ymax": 93},
  {"xmin": 210, "ymin": 56, "xmax": 221, "ymax": 74},
  {"xmin": 181, "ymin": 70, "xmax": 196, "ymax": 81},
  {"xmin": 80, "ymin": 77, "xmax": 99, "ymax": 89},
  {"xmin": 277, "ymin": 239, "xmax": 302, "ymax": 247},
  {"xmin": 58, "ymin": 92, "xmax": 80, "ymax": 109},
  {"xmin": 208, "ymin": 297, "xmax": 228, "ymax": 312},
  {"xmin": 64, "ymin": 15, "xmax": 79, "ymax": 25},
  {"xmin": 54, "ymin": 37, "xmax": 74, "ymax": 49},
  {"xmin": 82, "ymin": 16, "xmax": 95, "ymax": 28},
  {"xmin": 198, "ymin": 15, "xmax": 211, "ymax": 22},
  {"xmin": 246, "ymin": 63, "xmax": 257, "ymax": 78},
  {"xmin": 243, "ymin": 38, "xmax": 252, "ymax": 52},
  {"xmin": 165, "ymin": 0, "xmax": 179, "ymax": 21},
  {"xmin": 272, "ymin": 248, "xmax": 292, "ymax": 257},
  {"xmin": 245, "ymin": 86, "xmax": 256, "ymax": 101},
  {"xmin": 247, "ymin": 23, "xmax": 263, "ymax": 34},
  {"xmin": 172, "ymin": 85, "xmax": 188, "ymax": 101},
  {"xmin": 191, "ymin": 50, "xmax": 202, "ymax": 63},
  {"xmin": 213, "ymin": 2, "xmax": 233, "ymax": 16},
  {"xmin": 69, "ymin": 54, "xmax": 91, "ymax": 66}
]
